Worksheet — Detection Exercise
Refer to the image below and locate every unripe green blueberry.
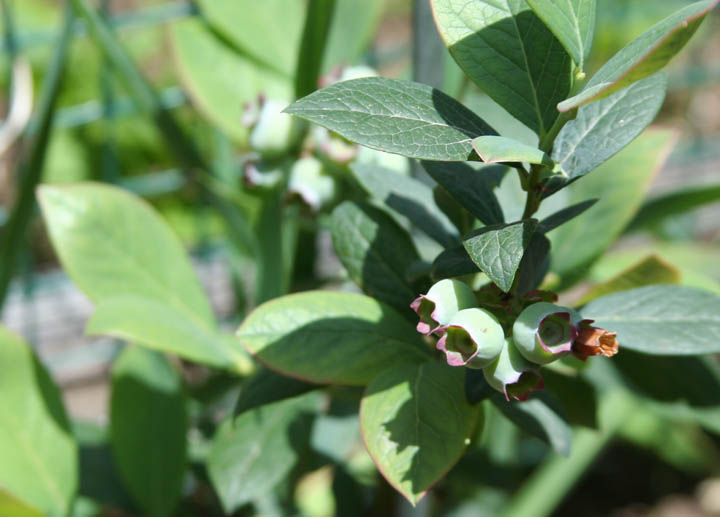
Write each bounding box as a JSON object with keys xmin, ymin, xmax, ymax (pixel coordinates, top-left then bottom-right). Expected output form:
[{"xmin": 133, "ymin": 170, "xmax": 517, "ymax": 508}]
[
  {"xmin": 436, "ymin": 308, "xmax": 504, "ymax": 369},
  {"xmin": 248, "ymin": 99, "xmax": 302, "ymax": 159},
  {"xmin": 483, "ymin": 339, "xmax": 544, "ymax": 401},
  {"xmin": 512, "ymin": 302, "xmax": 580, "ymax": 365},
  {"xmin": 288, "ymin": 156, "xmax": 336, "ymax": 210},
  {"xmin": 410, "ymin": 279, "xmax": 477, "ymax": 335}
]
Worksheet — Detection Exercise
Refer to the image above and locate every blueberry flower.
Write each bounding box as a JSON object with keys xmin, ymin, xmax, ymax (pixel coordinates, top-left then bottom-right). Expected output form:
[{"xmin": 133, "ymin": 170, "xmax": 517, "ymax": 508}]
[
  {"xmin": 436, "ymin": 308, "xmax": 505, "ymax": 369},
  {"xmin": 411, "ymin": 279, "xmax": 477, "ymax": 335},
  {"xmin": 483, "ymin": 339, "xmax": 544, "ymax": 401},
  {"xmin": 512, "ymin": 302, "xmax": 581, "ymax": 365}
]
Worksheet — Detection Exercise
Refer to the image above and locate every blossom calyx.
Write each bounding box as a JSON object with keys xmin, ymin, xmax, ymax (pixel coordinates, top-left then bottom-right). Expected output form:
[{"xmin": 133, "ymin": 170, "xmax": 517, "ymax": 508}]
[
  {"xmin": 513, "ymin": 302, "xmax": 580, "ymax": 365},
  {"xmin": 483, "ymin": 339, "xmax": 544, "ymax": 401}
]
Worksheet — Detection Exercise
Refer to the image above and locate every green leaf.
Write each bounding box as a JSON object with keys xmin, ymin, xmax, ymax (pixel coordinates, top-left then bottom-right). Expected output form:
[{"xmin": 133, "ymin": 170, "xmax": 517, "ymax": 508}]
[
  {"xmin": 491, "ymin": 393, "xmax": 572, "ymax": 456},
  {"xmin": 549, "ymin": 130, "xmax": 677, "ymax": 280},
  {"xmin": 558, "ymin": 0, "xmax": 718, "ymax": 111},
  {"xmin": 86, "ymin": 296, "xmax": 245, "ymax": 371},
  {"xmin": 432, "ymin": 246, "xmax": 479, "ymax": 280},
  {"xmin": 37, "ymin": 183, "xmax": 215, "ymax": 326},
  {"xmin": 208, "ymin": 394, "xmax": 319, "ymax": 513},
  {"xmin": 628, "ymin": 182, "xmax": 720, "ymax": 232},
  {"xmin": 473, "ymin": 136, "xmax": 554, "ymax": 167},
  {"xmin": 515, "ymin": 233, "xmax": 551, "ymax": 294},
  {"xmin": 330, "ymin": 201, "xmax": 421, "ymax": 312},
  {"xmin": 526, "ymin": 0, "xmax": 596, "ymax": 68},
  {"xmin": 195, "ymin": 0, "xmax": 304, "ymax": 76},
  {"xmin": 431, "ymin": 0, "xmax": 572, "ymax": 135},
  {"xmin": 285, "ymin": 77, "xmax": 496, "ymax": 161},
  {"xmin": 537, "ymin": 199, "xmax": 597, "ymax": 233},
  {"xmin": 360, "ymin": 362, "xmax": 478, "ymax": 505},
  {"xmin": 581, "ymin": 285, "xmax": 720, "ymax": 355},
  {"xmin": 552, "ymin": 73, "xmax": 668, "ymax": 180},
  {"xmin": 463, "ymin": 220, "xmax": 537, "ymax": 292},
  {"xmin": 542, "ymin": 370, "xmax": 598, "ymax": 429},
  {"xmin": 0, "ymin": 327, "xmax": 77, "ymax": 515},
  {"xmin": 234, "ymin": 367, "xmax": 319, "ymax": 417},
  {"xmin": 110, "ymin": 346, "xmax": 187, "ymax": 517},
  {"xmin": 0, "ymin": 489, "xmax": 41, "ymax": 517},
  {"xmin": 351, "ymin": 163, "xmax": 460, "ymax": 248},
  {"xmin": 578, "ymin": 255, "xmax": 680, "ymax": 305},
  {"xmin": 465, "ymin": 369, "xmax": 496, "ymax": 404},
  {"xmin": 237, "ymin": 291, "xmax": 431, "ymax": 386},
  {"xmin": 422, "ymin": 161, "xmax": 506, "ymax": 226},
  {"xmin": 170, "ymin": 18, "xmax": 291, "ymax": 141}
]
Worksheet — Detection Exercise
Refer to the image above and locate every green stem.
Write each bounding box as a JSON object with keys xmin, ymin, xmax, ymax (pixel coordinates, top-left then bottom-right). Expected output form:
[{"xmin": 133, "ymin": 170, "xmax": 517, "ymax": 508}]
[{"xmin": 294, "ymin": 0, "xmax": 336, "ymax": 99}]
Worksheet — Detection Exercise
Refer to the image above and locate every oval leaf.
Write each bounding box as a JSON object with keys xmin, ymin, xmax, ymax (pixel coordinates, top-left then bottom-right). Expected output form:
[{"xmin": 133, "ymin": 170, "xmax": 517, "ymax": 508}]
[
  {"xmin": 170, "ymin": 18, "xmax": 291, "ymax": 141},
  {"xmin": 237, "ymin": 291, "xmax": 431, "ymax": 385},
  {"xmin": 0, "ymin": 328, "xmax": 77, "ymax": 515},
  {"xmin": 208, "ymin": 394, "xmax": 319, "ymax": 513},
  {"xmin": 559, "ymin": 0, "xmax": 718, "ymax": 111},
  {"xmin": 110, "ymin": 346, "xmax": 187, "ymax": 517},
  {"xmin": 37, "ymin": 183, "xmax": 215, "ymax": 326},
  {"xmin": 581, "ymin": 285, "xmax": 720, "ymax": 355},
  {"xmin": 553, "ymin": 72, "xmax": 668, "ymax": 180},
  {"xmin": 432, "ymin": 0, "xmax": 572, "ymax": 136},
  {"xmin": 285, "ymin": 77, "xmax": 496, "ymax": 161},
  {"xmin": 360, "ymin": 362, "xmax": 478, "ymax": 505},
  {"xmin": 463, "ymin": 219, "xmax": 538, "ymax": 292},
  {"xmin": 526, "ymin": 0, "xmax": 596, "ymax": 68},
  {"xmin": 86, "ymin": 296, "xmax": 245, "ymax": 372},
  {"xmin": 330, "ymin": 201, "xmax": 421, "ymax": 312}
]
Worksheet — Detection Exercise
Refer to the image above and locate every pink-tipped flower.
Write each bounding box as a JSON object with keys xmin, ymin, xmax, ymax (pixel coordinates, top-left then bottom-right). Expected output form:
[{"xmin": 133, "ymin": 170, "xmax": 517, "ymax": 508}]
[
  {"xmin": 483, "ymin": 339, "xmax": 544, "ymax": 401},
  {"xmin": 410, "ymin": 279, "xmax": 477, "ymax": 335},
  {"xmin": 512, "ymin": 302, "xmax": 581, "ymax": 365},
  {"xmin": 436, "ymin": 308, "xmax": 505, "ymax": 369}
]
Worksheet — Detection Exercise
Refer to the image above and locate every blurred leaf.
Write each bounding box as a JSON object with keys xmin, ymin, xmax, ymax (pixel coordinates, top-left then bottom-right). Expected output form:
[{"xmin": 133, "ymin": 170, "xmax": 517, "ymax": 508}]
[
  {"xmin": 537, "ymin": 199, "xmax": 597, "ymax": 233},
  {"xmin": 170, "ymin": 18, "xmax": 291, "ymax": 141},
  {"xmin": 360, "ymin": 362, "xmax": 478, "ymax": 506},
  {"xmin": 472, "ymin": 136, "xmax": 553, "ymax": 166},
  {"xmin": 352, "ymin": 163, "xmax": 460, "ymax": 248},
  {"xmin": 322, "ymin": 0, "xmax": 385, "ymax": 73},
  {"xmin": 195, "ymin": 0, "xmax": 303, "ymax": 76},
  {"xmin": 208, "ymin": 393, "xmax": 319, "ymax": 513},
  {"xmin": 0, "ymin": 327, "xmax": 77, "ymax": 515},
  {"xmin": 286, "ymin": 77, "xmax": 496, "ymax": 161},
  {"xmin": 627, "ymin": 182, "xmax": 720, "ymax": 232},
  {"xmin": 559, "ymin": 0, "xmax": 717, "ymax": 111},
  {"xmin": 463, "ymin": 220, "xmax": 537, "ymax": 292},
  {"xmin": 550, "ymin": 129, "xmax": 677, "ymax": 281},
  {"xmin": 612, "ymin": 351, "xmax": 720, "ymax": 434},
  {"xmin": 590, "ymin": 243, "xmax": 720, "ymax": 294},
  {"xmin": 0, "ymin": 489, "xmax": 41, "ymax": 517},
  {"xmin": 234, "ymin": 367, "xmax": 319, "ymax": 417},
  {"xmin": 86, "ymin": 296, "xmax": 245, "ymax": 372},
  {"xmin": 526, "ymin": 0, "xmax": 596, "ymax": 68},
  {"xmin": 582, "ymin": 285, "xmax": 720, "ymax": 355},
  {"xmin": 432, "ymin": 0, "xmax": 572, "ymax": 135},
  {"xmin": 330, "ymin": 201, "xmax": 420, "ymax": 312},
  {"xmin": 619, "ymin": 408, "xmax": 720, "ymax": 475},
  {"xmin": 38, "ymin": 183, "xmax": 214, "ymax": 325},
  {"xmin": 422, "ymin": 161, "xmax": 506, "ymax": 226},
  {"xmin": 110, "ymin": 347, "xmax": 186, "ymax": 517},
  {"xmin": 553, "ymin": 73, "xmax": 667, "ymax": 180},
  {"xmin": 237, "ymin": 291, "xmax": 430, "ymax": 385},
  {"xmin": 465, "ymin": 368, "xmax": 495, "ymax": 404},
  {"xmin": 492, "ymin": 393, "xmax": 572, "ymax": 456},
  {"xmin": 578, "ymin": 255, "xmax": 680, "ymax": 304}
]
